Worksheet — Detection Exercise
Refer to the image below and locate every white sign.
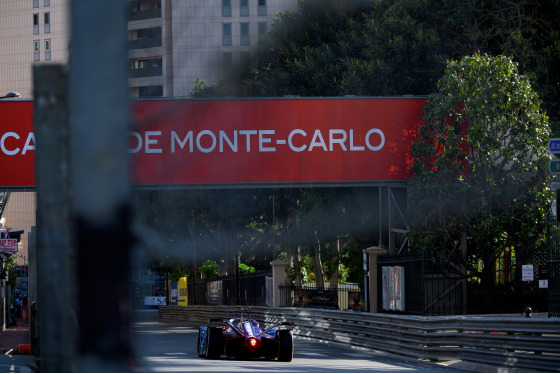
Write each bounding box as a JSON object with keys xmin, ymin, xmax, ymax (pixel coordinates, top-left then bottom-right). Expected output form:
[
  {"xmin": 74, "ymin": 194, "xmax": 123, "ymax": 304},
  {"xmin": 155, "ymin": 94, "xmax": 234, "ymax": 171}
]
[
  {"xmin": 539, "ymin": 280, "xmax": 548, "ymax": 288},
  {"xmin": 522, "ymin": 265, "xmax": 534, "ymax": 281},
  {"xmin": 144, "ymin": 296, "xmax": 166, "ymax": 306},
  {"xmin": 0, "ymin": 238, "xmax": 17, "ymax": 253}
]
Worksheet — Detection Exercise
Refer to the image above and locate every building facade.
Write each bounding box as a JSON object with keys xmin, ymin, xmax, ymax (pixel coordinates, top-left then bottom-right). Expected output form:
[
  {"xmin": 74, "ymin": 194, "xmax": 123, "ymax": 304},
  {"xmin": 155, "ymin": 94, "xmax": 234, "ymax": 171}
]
[
  {"xmin": 0, "ymin": 0, "xmax": 70, "ymax": 99},
  {"xmin": 0, "ymin": 0, "xmax": 298, "ymax": 99},
  {"xmin": 128, "ymin": 0, "xmax": 298, "ymax": 97}
]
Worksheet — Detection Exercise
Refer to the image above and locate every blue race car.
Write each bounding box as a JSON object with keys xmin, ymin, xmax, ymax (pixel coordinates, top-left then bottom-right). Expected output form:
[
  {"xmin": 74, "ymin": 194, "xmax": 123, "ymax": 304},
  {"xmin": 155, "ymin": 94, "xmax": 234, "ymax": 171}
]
[{"xmin": 197, "ymin": 307, "xmax": 293, "ymax": 361}]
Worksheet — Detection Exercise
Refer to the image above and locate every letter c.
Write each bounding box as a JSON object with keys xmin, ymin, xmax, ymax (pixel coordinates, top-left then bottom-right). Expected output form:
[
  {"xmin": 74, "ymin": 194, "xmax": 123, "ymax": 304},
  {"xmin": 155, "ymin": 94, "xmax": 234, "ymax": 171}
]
[
  {"xmin": 1, "ymin": 132, "xmax": 20, "ymax": 156},
  {"xmin": 288, "ymin": 129, "xmax": 307, "ymax": 152}
]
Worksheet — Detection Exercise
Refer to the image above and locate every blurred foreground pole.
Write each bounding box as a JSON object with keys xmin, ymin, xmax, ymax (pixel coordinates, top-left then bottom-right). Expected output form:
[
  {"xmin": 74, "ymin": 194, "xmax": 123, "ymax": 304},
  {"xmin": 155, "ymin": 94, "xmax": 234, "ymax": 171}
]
[
  {"xmin": 70, "ymin": 1, "xmax": 133, "ymax": 371},
  {"xmin": 34, "ymin": 65, "xmax": 76, "ymax": 371}
]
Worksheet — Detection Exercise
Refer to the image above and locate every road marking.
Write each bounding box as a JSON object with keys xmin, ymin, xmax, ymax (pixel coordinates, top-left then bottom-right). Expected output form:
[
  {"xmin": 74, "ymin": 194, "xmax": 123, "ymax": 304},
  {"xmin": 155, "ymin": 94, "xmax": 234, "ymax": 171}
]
[
  {"xmin": 163, "ymin": 353, "xmax": 186, "ymax": 355},
  {"xmin": 0, "ymin": 364, "xmax": 32, "ymax": 373},
  {"xmin": 298, "ymin": 352, "xmax": 327, "ymax": 357}
]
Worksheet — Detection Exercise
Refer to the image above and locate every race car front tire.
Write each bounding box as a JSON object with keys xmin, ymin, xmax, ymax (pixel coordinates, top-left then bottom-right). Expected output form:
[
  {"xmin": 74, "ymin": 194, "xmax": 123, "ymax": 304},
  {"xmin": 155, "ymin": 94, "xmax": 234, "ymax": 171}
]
[
  {"xmin": 277, "ymin": 330, "xmax": 293, "ymax": 362},
  {"xmin": 205, "ymin": 327, "xmax": 223, "ymax": 359}
]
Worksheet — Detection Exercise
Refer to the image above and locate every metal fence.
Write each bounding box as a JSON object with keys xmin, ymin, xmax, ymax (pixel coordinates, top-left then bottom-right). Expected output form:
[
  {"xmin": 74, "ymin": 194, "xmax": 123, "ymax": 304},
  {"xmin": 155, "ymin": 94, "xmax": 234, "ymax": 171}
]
[
  {"xmin": 159, "ymin": 305, "xmax": 560, "ymax": 372},
  {"xmin": 378, "ymin": 249, "xmax": 550, "ymax": 316},
  {"xmin": 377, "ymin": 254, "xmax": 465, "ymax": 316},
  {"xmin": 187, "ymin": 271, "xmax": 271, "ymax": 306},
  {"xmin": 278, "ymin": 283, "xmax": 362, "ymax": 311}
]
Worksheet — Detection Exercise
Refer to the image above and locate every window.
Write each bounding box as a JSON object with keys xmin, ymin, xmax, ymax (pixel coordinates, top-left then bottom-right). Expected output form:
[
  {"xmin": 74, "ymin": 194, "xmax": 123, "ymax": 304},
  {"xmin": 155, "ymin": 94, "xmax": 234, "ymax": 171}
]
[
  {"xmin": 45, "ymin": 39, "xmax": 51, "ymax": 61},
  {"xmin": 240, "ymin": 0, "xmax": 249, "ymax": 16},
  {"xmin": 258, "ymin": 0, "xmax": 267, "ymax": 16},
  {"xmin": 129, "ymin": 57, "xmax": 163, "ymax": 78},
  {"xmin": 33, "ymin": 0, "xmax": 39, "ymax": 8},
  {"xmin": 222, "ymin": 23, "xmax": 232, "ymax": 46},
  {"xmin": 240, "ymin": 23, "xmax": 250, "ymax": 46},
  {"xmin": 138, "ymin": 85, "xmax": 163, "ymax": 97},
  {"xmin": 222, "ymin": 0, "xmax": 231, "ymax": 17},
  {"xmin": 44, "ymin": 0, "xmax": 50, "ymax": 6},
  {"xmin": 44, "ymin": 12, "xmax": 50, "ymax": 34},
  {"xmin": 129, "ymin": 27, "xmax": 162, "ymax": 49},
  {"xmin": 34, "ymin": 40, "xmax": 40, "ymax": 61},
  {"xmin": 33, "ymin": 14, "xmax": 39, "ymax": 35}
]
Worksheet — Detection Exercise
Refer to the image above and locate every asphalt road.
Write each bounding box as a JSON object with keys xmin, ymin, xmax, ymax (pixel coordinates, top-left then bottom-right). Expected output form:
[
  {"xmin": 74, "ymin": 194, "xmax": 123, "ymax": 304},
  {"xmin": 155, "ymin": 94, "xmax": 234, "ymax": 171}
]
[{"xmin": 132, "ymin": 315, "xmax": 467, "ymax": 373}]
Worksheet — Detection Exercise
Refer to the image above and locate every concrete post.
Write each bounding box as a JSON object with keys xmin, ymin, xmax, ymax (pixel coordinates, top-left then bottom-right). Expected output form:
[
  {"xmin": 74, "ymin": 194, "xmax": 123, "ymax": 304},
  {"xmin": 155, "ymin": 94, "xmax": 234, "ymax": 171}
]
[
  {"xmin": 365, "ymin": 247, "xmax": 387, "ymax": 313},
  {"xmin": 69, "ymin": 1, "xmax": 132, "ymax": 371},
  {"xmin": 34, "ymin": 64, "xmax": 75, "ymax": 371},
  {"xmin": 270, "ymin": 260, "xmax": 287, "ymax": 307}
]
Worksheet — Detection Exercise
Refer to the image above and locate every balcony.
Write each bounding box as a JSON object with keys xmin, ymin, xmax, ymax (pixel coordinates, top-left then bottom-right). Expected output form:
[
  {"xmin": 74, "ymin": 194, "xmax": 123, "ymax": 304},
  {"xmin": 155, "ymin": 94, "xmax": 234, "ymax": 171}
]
[
  {"xmin": 130, "ymin": 65, "xmax": 162, "ymax": 78},
  {"xmin": 130, "ymin": 57, "xmax": 163, "ymax": 78},
  {"xmin": 129, "ymin": 37, "xmax": 162, "ymax": 50},
  {"xmin": 129, "ymin": 8, "xmax": 162, "ymax": 22}
]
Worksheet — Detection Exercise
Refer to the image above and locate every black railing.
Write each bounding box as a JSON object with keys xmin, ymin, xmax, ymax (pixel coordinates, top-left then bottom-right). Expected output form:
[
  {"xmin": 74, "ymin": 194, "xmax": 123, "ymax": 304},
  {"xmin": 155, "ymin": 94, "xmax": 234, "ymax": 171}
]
[
  {"xmin": 187, "ymin": 271, "xmax": 271, "ymax": 306},
  {"xmin": 129, "ymin": 65, "xmax": 162, "ymax": 78},
  {"xmin": 128, "ymin": 37, "xmax": 162, "ymax": 50},
  {"xmin": 129, "ymin": 8, "xmax": 161, "ymax": 21},
  {"xmin": 278, "ymin": 284, "xmax": 362, "ymax": 311},
  {"xmin": 379, "ymin": 248, "xmax": 549, "ymax": 316}
]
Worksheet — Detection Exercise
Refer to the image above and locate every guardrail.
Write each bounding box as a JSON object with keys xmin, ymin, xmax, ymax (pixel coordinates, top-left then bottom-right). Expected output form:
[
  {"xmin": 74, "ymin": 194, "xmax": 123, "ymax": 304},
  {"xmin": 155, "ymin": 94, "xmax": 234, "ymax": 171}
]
[{"xmin": 159, "ymin": 305, "xmax": 560, "ymax": 372}]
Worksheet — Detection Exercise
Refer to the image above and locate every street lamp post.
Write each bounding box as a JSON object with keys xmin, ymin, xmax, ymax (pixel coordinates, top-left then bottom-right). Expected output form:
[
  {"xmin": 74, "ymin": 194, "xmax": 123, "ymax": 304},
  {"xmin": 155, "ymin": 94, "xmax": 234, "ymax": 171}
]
[{"xmin": 0, "ymin": 92, "xmax": 20, "ymax": 99}]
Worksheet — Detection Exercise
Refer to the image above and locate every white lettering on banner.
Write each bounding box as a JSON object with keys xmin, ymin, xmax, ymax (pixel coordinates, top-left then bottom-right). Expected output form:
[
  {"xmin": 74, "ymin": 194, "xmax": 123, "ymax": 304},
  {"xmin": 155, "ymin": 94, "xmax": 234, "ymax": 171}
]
[
  {"xmin": 130, "ymin": 128, "xmax": 385, "ymax": 155},
  {"xmin": 1, "ymin": 129, "xmax": 385, "ymax": 156},
  {"xmin": 329, "ymin": 129, "xmax": 347, "ymax": 151},
  {"xmin": 366, "ymin": 128, "xmax": 385, "ymax": 151},
  {"xmin": 196, "ymin": 130, "xmax": 216, "ymax": 153},
  {"xmin": 350, "ymin": 129, "xmax": 364, "ymax": 151},
  {"xmin": 145, "ymin": 131, "xmax": 163, "ymax": 154},
  {"xmin": 288, "ymin": 129, "xmax": 306, "ymax": 152},
  {"xmin": 0, "ymin": 132, "xmax": 36, "ymax": 156}
]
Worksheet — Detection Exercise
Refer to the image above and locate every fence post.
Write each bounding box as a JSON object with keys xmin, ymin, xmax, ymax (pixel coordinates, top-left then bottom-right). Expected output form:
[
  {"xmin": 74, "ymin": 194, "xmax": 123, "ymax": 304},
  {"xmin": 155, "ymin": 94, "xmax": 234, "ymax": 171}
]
[
  {"xmin": 365, "ymin": 247, "xmax": 387, "ymax": 313},
  {"xmin": 271, "ymin": 260, "xmax": 287, "ymax": 307},
  {"xmin": 34, "ymin": 64, "xmax": 76, "ymax": 371}
]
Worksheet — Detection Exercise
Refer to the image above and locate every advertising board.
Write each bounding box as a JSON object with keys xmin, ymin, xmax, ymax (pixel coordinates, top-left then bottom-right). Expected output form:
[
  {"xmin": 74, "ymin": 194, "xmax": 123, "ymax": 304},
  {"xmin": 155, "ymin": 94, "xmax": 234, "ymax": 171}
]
[
  {"xmin": 0, "ymin": 98, "xmax": 425, "ymax": 188},
  {"xmin": 0, "ymin": 238, "xmax": 18, "ymax": 253}
]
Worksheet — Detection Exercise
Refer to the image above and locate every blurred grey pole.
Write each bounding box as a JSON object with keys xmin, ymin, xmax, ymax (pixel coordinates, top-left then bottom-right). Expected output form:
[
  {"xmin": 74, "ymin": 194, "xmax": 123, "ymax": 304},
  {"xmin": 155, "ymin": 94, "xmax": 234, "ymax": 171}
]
[
  {"xmin": 69, "ymin": 0, "xmax": 133, "ymax": 371},
  {"xmin": 34, "ymin": 65, "xmax": 76, "ymax": 371}
]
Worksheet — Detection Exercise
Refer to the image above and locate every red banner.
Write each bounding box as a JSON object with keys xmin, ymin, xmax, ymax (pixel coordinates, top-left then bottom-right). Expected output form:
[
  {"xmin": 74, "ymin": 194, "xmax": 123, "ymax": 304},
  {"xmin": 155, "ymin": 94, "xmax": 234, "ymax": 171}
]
[
  {"xmin": 0, "ymin": 101, "xmax": 36, "ymax": 187},
  {"xmin": 0, "ymin": 98, "xmax": 425, "ymax": 188}
]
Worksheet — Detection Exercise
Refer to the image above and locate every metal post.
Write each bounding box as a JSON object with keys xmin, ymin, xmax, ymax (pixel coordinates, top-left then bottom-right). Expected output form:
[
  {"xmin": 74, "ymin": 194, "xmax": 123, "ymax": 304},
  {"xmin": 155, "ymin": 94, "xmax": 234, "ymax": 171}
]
[
  {"xmin": 1, "ymin": 257, "xmax": 5, "ymax": 331},
  {"xmin": 34, "ymin": 64, "xmax": 76, "ymax": 371},
  {"xmin": 69, "ymin": 1, "xmax": 133, "ymax": 371}
]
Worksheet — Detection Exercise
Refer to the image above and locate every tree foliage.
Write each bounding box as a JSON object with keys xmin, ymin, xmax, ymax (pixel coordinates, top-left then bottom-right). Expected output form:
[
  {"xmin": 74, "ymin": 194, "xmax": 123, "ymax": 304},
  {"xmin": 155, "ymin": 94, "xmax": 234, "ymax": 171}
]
[
  {"xmin": 177, "ymin": 0, "xmax": 560, "ymax": 291},
  {"xmin": 191, "ymin": 0, "xmax": 559, "ymax": 131},
  {"xmin": 408, "ymin": 53, "xmax": 550, "ymax": 269}
]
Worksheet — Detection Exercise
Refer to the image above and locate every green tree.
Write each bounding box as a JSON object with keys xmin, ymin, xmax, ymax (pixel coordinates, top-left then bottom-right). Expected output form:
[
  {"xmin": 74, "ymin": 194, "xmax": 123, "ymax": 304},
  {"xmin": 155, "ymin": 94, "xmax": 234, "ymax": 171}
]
[
  {"xmin": 198, "ymin": 259, "xmax": 218, "ymax": 279},
  {"xmin": 191, "ymin": 0, "xmax": 559, "ymax": 131},
  {"xmin": 408, "ymin": 54, "xmax": 550, "ymax": 299}
]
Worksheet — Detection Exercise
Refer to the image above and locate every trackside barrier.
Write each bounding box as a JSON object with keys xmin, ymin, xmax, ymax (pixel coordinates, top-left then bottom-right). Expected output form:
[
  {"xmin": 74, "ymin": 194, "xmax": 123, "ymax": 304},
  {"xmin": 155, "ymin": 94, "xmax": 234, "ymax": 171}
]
[{"xmin": 159, "ymin": 305, "xmax": 560, "ymax": 372}]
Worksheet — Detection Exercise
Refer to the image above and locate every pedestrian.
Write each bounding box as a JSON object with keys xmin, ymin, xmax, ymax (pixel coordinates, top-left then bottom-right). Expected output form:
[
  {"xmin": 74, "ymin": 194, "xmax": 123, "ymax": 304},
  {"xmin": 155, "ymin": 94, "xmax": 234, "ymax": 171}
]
[
  {"xmin": 10, "ymin": 303, "xmax": 16, "ymax": 326},
  {"xmin": 22, "ymin": 295, "xmax": 28, "ymax": 324},
  {"xmin": 15, "ymin": 295, "xmax": 21, "ymax": 316}
]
